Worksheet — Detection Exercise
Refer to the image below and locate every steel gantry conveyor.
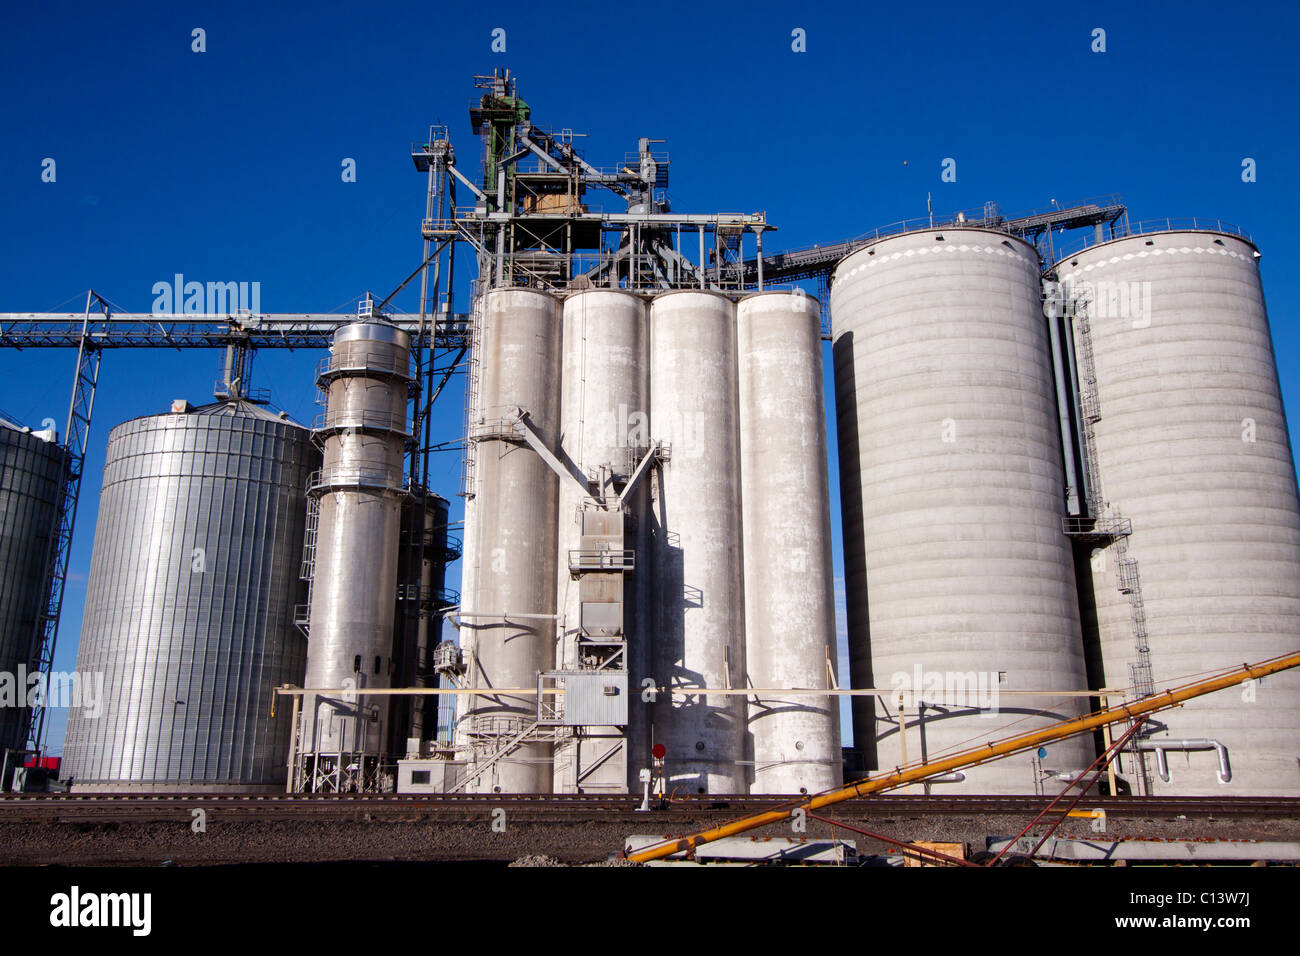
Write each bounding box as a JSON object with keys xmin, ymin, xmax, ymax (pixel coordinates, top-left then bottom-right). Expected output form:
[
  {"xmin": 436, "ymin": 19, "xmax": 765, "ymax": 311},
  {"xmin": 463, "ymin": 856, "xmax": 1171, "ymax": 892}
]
[{"xmin": 0, "ymin": 310, "xmax": 472, "ymax": 349}]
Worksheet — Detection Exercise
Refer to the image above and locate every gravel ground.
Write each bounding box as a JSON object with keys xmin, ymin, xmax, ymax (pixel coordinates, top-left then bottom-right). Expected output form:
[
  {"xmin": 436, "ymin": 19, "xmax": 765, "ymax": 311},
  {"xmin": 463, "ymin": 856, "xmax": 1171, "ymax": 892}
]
[{"xmin": 1, "ymin": 811, "xmax": 1294, "ymax": 866}]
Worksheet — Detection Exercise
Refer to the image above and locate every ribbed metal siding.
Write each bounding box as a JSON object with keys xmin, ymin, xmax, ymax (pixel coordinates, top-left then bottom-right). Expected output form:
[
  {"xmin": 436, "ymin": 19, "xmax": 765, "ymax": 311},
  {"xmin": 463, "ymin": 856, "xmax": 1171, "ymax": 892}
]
[
  {"xmin": 0, "ymin": 426, "xmax": 65, "ymax": 753},
  {"xmin": 62, "ymin": 406, "xmax": 317, "ymax": 789}
]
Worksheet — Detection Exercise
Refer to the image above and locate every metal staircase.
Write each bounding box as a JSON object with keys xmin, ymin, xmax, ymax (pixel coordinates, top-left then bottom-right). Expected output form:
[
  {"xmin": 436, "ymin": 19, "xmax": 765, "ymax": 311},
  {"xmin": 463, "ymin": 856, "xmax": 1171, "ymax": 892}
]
[
  {"xmin": 450, "ymin": 719, "xmax": 542, "ymax": 792},
  {"xmin": 454, "ymin": 716, "xmax": 573, "ymax": 792},
  {"xmin": 1068, "ymin": 288, "xmax": 1155, "ymax": 795}
]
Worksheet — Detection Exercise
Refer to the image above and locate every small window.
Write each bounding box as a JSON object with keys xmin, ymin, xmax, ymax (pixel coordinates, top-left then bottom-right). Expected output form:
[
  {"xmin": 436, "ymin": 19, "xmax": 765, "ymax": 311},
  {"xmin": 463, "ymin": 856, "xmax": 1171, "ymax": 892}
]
[
  {"xmin": 935, "ymin": 234, "xmax": 945, "ymax": 241},
  {"xmin": 374, "ymin": 656, "xmax": 382, "ymax": 675},
  {"xmin": 1144, "ymin": 239, "xmax": 1154, "ymax": 246},
  {"xmin": 411, "ymin": 770, "xmax": 430, "ymax": 785}
]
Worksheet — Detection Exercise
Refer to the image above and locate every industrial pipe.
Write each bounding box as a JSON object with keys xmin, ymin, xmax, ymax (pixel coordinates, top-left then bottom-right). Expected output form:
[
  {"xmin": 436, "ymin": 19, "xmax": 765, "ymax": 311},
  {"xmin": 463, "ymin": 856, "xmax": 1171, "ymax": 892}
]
[
  {"xmin": 1043, "ymin": 284, "xmax": 1083, "ymax": 516},
  {"xmin": 622, "ymin": 651, "xmax": 1300, "ymax": 863},
  {"xmin": 924, "ymin": 772, "xmax": 966, "ymax": 784},
  {"xmin": 1137, "ymin": 738, "xmax": 1232, "ymax": 784},
  {"xmin": 445, "ymin": 610, "xmax": 559, "ymax": 628}
]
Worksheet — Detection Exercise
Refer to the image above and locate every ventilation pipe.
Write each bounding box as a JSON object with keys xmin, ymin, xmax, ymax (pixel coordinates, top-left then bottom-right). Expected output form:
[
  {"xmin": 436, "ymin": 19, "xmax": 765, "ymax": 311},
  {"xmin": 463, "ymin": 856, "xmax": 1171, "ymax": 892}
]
[{"xmin": 1137, "ymin": 739, "xmax": 1232, "ymax": 785}]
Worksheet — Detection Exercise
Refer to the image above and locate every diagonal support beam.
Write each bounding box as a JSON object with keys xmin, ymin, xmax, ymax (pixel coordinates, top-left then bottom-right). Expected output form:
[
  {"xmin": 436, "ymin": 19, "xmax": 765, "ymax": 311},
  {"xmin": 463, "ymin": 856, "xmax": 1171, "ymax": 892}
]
[
  {"xmin": 616, "ymin": 441, "xmax": 668, "ymax": 509},
  {"xmin": 514, "ymin": 411, "xmax": 595, "ymax": 506}
]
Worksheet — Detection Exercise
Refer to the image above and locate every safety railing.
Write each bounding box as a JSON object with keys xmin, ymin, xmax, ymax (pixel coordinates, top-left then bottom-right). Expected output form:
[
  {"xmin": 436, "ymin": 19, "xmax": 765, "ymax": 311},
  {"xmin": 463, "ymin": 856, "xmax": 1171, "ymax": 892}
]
[
  {"xmin": 306, "ymin": 465, "xmax": 408, "ymax": 495},
  {"xmin": 568, "ymin": 549, "xmax": 636, "ymax": 573},
  {"xmin": 316, "ymin": 349, "xmax": 412, "ymax": 382},
  {"xmin": 467, "ymin": 417, "xmax": 522, "ymax": 442},
  {"xmin": 312, "ymin": 408, "xmax": 410, "ymax": 435},
  {"xmin": 1053, "ymin": 217, "xmax": 1253, "ymax": 261},
  {"xmin": 396, "ymin": 583, "xmax": 461, "ymax": 608},
  {"xmin": 1061, "ymin": 515, "xmax": 1133, "ymax": 538},
  {"xmin": 212, "ymin": 380, "xmax": 271, "ymax": 403}
]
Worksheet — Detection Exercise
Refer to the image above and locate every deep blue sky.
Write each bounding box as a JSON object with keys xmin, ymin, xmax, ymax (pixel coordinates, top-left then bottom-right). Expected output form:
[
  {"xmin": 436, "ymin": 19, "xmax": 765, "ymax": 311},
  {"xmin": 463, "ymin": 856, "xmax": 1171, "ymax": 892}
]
[{"xmin": 2, "ymin": 0, "xmax": 1297, "ymax": 752}]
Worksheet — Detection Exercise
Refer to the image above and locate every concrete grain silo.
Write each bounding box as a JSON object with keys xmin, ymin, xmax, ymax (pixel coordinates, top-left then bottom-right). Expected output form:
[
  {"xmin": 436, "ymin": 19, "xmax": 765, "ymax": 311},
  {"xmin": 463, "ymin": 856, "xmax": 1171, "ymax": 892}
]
[
  {"xmin": 553, "ymin": 289, "xmax": 650, "ymax": 792},
  {"xmin": 62, "ymin": 400, "xmax": 317, "ymax": 791},
  {"xmin": 737, "ymin": 292, "xmax": 842, "ymax": 794},
  {"xmin": 831, "ymin": 227, "xmax": 1094, "ymax": 794},
  {"xmin": 457, "ymin": 288, "xmax": 562, "ymax": 793},
  {"xmin": 648, "ymin": 290, "xmax": 747, "ymax": 794},
  {"xmin": 1056, "ymin": 228, "xmax": 1300, "ymax": 795}
]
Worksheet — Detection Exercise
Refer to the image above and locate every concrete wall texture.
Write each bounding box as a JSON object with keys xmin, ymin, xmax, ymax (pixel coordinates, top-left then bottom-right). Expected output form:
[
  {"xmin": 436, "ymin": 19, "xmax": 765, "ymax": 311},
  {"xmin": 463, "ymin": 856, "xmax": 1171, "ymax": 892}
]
[
  {"xmin": 832, "ymin": 228, "xmax": 1095, "ymax": 794},
  {"xmin": 1057, "ymin": 231, "xmax": 1300, "ymax": 796}
]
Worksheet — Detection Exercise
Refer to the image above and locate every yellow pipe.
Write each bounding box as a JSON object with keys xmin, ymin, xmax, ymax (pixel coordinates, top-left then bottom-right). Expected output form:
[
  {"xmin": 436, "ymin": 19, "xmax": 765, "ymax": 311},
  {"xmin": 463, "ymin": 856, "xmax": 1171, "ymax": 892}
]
[{"xmin": 625, "ymin": 651, "xmax": 1300, "ymax": 863}]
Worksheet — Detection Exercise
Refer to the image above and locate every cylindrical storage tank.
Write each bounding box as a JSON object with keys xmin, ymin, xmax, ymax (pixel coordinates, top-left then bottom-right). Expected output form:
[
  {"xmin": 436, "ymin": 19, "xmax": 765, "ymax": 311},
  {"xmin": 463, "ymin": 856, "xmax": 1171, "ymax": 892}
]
[
  {"xmin": 648, "ymin": 290, "xmax": 746, "ymax": 794},
  {"xmin": 553, "ymin": 289, "xmax": 649, "ymax": 793},
  {"xmin": 299, "ymin": 322, "xmax": 411, "ymax": 787},
  {"xmin": 0, "ymin": 421, "xmax": 65, "ymax": 756},
  {"xmin": 61, "ymin": 401, "xmax": 317, "ymax": 791},
  {"xmin": 459, "ymin": 288, "xmax": 561, "ymax": 792},
  {"xmin": 831, "ymin": 227, "xmax": 1093, "ymax": 793},
  {"xmin": 1055, "ymin": 229, "xmax": 1300, "ymax": 795},
  {"xmin": 737, "ymin": 292, "xmax": 842, "ymax": 794}
]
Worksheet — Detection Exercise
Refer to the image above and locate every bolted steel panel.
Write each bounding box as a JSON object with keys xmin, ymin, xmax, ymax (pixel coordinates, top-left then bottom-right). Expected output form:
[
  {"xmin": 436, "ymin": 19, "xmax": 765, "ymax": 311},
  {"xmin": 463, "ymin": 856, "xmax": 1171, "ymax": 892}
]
[
  {"xmin": 0, "ymin": 423, "xmax": 66, "ymax": 754},
  {"xmin": 61, "ymin": 401, "xmax": 318, "ymax": 790},
  {"xmin": 563, "ymin": 672, "xmax": 629, "ymax": 726}
]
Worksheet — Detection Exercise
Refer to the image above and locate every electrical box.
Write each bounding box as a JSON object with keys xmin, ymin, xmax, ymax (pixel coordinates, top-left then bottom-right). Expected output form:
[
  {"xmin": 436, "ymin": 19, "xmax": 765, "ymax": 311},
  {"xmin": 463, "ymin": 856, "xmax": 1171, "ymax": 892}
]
[
  {"xmin": 396, "ymin": 758, "xmax": 464, "ymax": 793},
  {"xmin": 562, "ymin": 672, "xmax": 628, "ymax": 726}
]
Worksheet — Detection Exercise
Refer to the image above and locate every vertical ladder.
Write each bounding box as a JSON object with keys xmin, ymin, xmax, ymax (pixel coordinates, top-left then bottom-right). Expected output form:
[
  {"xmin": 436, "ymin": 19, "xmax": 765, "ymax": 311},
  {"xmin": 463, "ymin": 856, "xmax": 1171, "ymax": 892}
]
[
  {"xmin": 459, "ymin": 280, "xmax": 485, "ymax": 500},
  {"xmin": 1073, "ymin": 301, "xmax": 1105, "ymax": 516},
  {"xmin": 26, "ymin": 293, "xmax": 103, "ymax": 752},
  {"xmin": 1071, "ymin": 290, "xmax": 1155, "ymax": 795}
]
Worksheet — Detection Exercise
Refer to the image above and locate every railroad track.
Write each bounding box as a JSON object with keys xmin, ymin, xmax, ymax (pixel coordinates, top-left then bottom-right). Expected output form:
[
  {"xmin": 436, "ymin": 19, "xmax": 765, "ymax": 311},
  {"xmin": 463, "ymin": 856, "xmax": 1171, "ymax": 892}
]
[{"xmin": 0, "ymin": 793, "xmax": 1295, "ymax": 824}]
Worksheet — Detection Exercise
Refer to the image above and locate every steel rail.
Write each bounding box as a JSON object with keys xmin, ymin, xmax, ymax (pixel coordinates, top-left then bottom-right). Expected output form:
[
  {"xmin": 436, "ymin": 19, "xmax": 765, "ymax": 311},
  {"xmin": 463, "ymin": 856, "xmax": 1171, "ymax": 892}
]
[{"xmin": 623, "ymin": 651, "xmax": 1300, "ymax": 862}]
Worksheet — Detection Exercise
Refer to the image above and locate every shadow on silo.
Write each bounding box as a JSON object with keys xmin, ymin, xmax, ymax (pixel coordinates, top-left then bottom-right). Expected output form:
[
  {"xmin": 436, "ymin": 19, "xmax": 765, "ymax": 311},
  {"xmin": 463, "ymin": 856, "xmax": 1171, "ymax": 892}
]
[{"xmin": 832, "ymin": 331, "xmax": 877, "ymax": 777}]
